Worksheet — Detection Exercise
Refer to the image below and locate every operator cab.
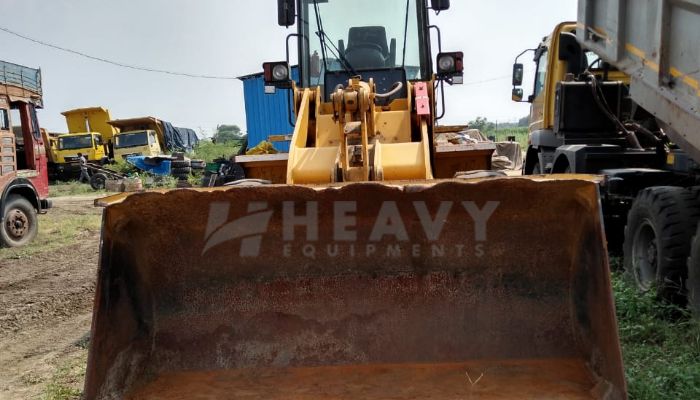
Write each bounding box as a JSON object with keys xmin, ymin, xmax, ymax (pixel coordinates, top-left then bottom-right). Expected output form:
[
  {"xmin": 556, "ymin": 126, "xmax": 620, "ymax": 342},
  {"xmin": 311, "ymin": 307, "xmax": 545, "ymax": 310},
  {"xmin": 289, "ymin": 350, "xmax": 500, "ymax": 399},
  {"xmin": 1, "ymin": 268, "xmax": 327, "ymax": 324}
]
[{"xmin": 266, "ymin": 0, "xmax": 461, "ymax": 102}]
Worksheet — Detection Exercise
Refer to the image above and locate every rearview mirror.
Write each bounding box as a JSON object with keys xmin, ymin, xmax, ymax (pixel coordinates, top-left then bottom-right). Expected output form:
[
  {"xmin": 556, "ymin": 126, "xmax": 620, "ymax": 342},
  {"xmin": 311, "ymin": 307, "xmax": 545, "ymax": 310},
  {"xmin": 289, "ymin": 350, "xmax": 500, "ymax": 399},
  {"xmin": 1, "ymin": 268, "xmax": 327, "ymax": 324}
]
[
  {"xmin": 431, "ymin": 0, "xmax": 450, "ymax": 11},
  {"xmin": 512, "ymin": 88, "xmax": 524, "ymax": 102},
  {"xmin": 512, "ymin": 63, "xmax": 524, "ymax": 86},
  {"xmin": 278, "ymin": 0, "xmax": 295, "ymax": 27}
]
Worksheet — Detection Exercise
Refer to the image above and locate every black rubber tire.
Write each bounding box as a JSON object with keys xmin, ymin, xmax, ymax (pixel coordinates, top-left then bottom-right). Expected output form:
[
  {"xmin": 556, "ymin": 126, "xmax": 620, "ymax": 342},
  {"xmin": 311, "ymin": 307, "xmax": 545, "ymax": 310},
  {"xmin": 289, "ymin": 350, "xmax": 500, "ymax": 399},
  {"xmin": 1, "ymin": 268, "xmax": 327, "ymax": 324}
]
[
  {"xmin": 173, "ymin": 174, "xmax": 190, "ymax": 181},
  {"xmin": 171, "ymin": 167, "xmax": 192, "ymax": 175},
  {"xmin": 190, "ymin": 160, "xmax": 206, "ymax": 169},
  {"xmin": 171, "ymin": 160, "xmax": 191, "ymax": 169},
  {"xmin": 623, "ymin": 186, "xmax": 700, "ymax": 303},
  {"xmin": 687, "ymin": 223, "xmax": 700, "ymax": 318},
  {"xmin": 0, "ymin": 195, "xmax": 38, "ymax": 248},
  {"xmin": 90, "ymin": 173, "xmax": 108, "ymax": 190}
]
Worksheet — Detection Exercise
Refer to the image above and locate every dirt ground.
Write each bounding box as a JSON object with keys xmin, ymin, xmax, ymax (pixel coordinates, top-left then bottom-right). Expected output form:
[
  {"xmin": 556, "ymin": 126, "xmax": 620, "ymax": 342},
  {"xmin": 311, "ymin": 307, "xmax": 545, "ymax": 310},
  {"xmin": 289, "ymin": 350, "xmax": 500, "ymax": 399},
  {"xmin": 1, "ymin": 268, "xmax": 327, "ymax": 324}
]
[{"xmin": 0, "ymin": 196, "xmax": 102, "ymax": 400}]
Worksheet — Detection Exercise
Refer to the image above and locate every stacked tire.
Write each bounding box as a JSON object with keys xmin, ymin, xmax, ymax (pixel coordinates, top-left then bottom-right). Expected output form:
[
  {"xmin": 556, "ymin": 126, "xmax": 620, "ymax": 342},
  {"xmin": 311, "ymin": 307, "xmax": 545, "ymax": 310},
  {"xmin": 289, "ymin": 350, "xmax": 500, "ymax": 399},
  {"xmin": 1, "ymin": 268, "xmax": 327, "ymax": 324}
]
[
  {"xmin": 171, "ymin": 159, "xmax": 192, "ymax": 181},
  {"xmin": 190, "ymin": 159, "xmax": 206, "ymax": 171}
]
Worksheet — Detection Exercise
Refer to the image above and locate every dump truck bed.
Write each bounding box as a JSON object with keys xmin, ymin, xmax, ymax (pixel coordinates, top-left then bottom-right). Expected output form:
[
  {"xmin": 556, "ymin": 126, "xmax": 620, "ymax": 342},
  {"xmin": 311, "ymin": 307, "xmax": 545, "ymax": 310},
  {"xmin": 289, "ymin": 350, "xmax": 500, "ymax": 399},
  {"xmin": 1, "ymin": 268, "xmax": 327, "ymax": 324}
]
[
  {"xmin": 578, "ymin": 0, "xmax": 700, "ymax": 160},
  {"xmin": 86, "ymin": 178, "xmax": 625, "ymax": 399}
]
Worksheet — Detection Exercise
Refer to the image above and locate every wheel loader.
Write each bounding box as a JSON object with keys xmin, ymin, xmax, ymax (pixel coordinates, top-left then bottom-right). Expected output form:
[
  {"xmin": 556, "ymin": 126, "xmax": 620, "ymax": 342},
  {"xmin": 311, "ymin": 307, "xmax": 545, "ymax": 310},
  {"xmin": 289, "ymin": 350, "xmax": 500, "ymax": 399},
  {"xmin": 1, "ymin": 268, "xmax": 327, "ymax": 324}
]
[{"xmin": 85, "ymin": 0, "xmax": 626, "ymax": 398}]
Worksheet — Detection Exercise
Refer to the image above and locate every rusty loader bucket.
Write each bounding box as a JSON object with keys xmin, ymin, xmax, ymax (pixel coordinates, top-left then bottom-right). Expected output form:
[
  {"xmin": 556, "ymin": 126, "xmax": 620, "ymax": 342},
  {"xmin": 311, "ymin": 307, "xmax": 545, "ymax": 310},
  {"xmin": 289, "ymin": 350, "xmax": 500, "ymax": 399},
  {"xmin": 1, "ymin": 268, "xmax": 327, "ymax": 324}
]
[{"xmin": 85, "ymin": 178, "xmax": 626, "ymax": 399}]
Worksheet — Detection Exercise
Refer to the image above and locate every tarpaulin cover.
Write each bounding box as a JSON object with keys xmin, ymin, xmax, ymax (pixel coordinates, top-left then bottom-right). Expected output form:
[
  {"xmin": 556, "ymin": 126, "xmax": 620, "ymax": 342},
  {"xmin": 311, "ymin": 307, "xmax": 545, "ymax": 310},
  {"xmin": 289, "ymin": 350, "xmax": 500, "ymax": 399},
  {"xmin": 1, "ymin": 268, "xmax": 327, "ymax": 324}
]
[
  {"xmin": 126, "ymin": 156, "xmax": 172, "ymax": 176},
  {"xmin": 162, "ymin": 121, "xmax": 199, "ymax": 152},
  {"xmin": 492, "ymin": 142, "xmax": 524, "ymax": 171}
]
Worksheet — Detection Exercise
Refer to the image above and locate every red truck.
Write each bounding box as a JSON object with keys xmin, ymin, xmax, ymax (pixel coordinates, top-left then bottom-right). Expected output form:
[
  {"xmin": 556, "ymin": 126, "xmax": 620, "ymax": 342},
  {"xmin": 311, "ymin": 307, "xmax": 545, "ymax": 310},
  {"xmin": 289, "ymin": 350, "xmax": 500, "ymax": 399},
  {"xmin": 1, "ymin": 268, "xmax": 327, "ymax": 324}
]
[{"xmin": 0, "ymin": 60, "xmax": 51, "ymax": 247}]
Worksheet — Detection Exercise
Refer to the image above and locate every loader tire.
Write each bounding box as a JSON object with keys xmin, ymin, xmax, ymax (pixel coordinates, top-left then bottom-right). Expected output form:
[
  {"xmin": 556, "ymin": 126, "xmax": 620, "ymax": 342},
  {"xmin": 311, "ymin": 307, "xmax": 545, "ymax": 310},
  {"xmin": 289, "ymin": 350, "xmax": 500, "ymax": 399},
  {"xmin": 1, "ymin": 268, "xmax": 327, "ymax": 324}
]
[
  {"xmin": 0, "ymin": 195, "xmax": 38, "ymax": 248},
  {"xmin": 687, "ymin": 224, "xmax": 700, "ymax": 318},
  {"xmin": 90, "ymin": 173, "xmax": 108, "ymax": 190},
  {"xmin": 624, "ymin": 186, "xmax": 700, "ymax": 303}
]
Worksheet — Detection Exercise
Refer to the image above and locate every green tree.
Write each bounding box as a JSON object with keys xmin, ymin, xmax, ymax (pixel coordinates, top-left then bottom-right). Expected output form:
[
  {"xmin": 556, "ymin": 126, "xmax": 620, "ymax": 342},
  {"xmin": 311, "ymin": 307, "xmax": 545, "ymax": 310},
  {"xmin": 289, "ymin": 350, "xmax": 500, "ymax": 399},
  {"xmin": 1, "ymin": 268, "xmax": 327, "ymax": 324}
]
[
  {"xmin": 213, "ymin": 124, "xmax": 242, "ymax": 144},
  {"xmin": 468, "ymin": 117, "xmax": 496, "ymax": 133}
]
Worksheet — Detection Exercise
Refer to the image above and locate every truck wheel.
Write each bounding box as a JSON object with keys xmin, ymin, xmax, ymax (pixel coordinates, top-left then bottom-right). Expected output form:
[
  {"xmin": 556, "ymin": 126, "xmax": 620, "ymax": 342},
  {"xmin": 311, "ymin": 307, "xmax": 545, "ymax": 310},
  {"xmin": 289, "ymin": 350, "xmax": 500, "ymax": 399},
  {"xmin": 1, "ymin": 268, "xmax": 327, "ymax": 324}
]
[
  {"xmin": 624, "ymin": 187, "xmax": 700, "ymax": 303},
  {"xmin": 0, "ymin": 195, "xmax": 39, "ymax": 248},
  {"xmin": 688, "ymin": 224, "xmax": 700, "ymax": 317},
  {"xmin": 90, "ymin": 173, "xmax": 108, "ymax": 190}
]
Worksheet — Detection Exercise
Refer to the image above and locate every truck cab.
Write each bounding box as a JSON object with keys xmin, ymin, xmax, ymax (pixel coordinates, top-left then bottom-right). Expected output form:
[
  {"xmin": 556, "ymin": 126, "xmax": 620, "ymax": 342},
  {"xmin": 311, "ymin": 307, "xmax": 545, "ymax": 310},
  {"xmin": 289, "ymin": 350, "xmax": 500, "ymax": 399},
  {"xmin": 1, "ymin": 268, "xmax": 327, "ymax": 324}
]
[
  {"xmin": 511, "ymin": 22, "xmax": 654, "ymax": 175},
  {"xmin": 0, "ymin": 60, "xmax": 50, "ymax": 247},
  {"xmin": 55, "ymin": 132, "xmax": 107, "ymax": 164},
  {"xmin": 113, "ymin": 129, "xmax": 162, "ymax": 160}
]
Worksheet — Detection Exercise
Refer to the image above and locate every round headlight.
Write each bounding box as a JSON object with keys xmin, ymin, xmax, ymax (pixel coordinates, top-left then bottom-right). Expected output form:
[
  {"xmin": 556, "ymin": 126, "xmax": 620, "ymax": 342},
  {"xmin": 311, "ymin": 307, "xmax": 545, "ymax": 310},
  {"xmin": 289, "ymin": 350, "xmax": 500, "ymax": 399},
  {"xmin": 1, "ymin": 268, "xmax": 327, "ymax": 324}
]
[
  {"xmin": 438, "ymin": 55, "xmax": 455, "ymax": 73},
  {"xmin": 272, "ymin": 64, "xmax": 289, "ymax": 81}
]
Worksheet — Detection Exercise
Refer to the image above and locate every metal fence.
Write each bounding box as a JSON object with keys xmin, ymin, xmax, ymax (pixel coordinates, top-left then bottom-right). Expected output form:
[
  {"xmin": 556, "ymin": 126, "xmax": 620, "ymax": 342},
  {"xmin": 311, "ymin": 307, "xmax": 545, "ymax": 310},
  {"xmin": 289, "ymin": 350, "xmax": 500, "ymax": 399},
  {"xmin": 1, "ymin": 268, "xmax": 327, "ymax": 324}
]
[{"xmin": 0, "ymin": 60, "xmax": 42, "ymax": 95}]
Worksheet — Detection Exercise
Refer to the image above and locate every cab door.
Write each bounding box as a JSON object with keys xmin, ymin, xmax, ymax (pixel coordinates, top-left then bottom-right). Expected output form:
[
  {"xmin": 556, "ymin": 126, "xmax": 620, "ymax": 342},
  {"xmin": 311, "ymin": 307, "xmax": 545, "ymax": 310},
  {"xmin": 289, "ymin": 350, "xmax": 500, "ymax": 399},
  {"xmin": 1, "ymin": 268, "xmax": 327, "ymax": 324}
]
[
  {"xmin": 3, "ymin": 100, "xmax": 48, "ymax": 197},
  {"xmin": 529, "ymin": 46, "xmax": 549, "ymax": 132},
  {"xmin": 0, "ymin": 97, "xmax": 15, "ymax": 178}
]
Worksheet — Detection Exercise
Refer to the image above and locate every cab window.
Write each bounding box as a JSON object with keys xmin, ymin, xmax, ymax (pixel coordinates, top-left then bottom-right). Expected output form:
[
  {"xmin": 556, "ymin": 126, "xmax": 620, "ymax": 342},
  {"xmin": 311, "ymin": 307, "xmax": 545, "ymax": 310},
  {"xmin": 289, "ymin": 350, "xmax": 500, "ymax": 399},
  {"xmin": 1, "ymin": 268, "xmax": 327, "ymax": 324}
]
[
  {"xmin": 534, "ymin": 49, "xmax": 549, "ymax": 97},
  {"xmin": 95, "ymin": 135, "xmax": 103, "ymax": 147}
]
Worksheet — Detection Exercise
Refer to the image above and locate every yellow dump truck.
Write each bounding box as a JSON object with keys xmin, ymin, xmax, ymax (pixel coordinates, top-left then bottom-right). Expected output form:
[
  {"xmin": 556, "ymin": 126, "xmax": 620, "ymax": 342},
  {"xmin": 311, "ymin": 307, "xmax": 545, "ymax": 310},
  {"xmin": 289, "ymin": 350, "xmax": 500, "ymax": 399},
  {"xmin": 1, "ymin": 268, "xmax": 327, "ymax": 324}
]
[
  {"xmin": 512, "ymin": 0, "xmax": 700, "ymax": 315},
  {"xmin": 107, "ymin": 117, "xmax": 199, "ymax": 160},
  {"xmin": 84, "ymin": 1, "xmax": 625, "ymax": 399},
  {"xmin": 107, "ymin": 117, "xmax": 165, "ymax": 160},
  {"xmin": 53, "ymin": 107, "xmax": 117, "ymax": 179}
]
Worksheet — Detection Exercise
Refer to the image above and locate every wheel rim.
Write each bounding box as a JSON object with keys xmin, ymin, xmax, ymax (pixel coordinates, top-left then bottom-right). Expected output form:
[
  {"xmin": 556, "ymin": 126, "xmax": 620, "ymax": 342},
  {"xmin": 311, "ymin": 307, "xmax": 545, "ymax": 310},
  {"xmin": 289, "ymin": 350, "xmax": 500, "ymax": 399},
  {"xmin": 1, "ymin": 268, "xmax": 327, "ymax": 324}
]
[
  {"xmin": 5, "ymin": 208, "xmax": 30, "ymax": 241},
  {"xmin": 632, "ymin": 220, "xmax": 658, "ymax": 291}
]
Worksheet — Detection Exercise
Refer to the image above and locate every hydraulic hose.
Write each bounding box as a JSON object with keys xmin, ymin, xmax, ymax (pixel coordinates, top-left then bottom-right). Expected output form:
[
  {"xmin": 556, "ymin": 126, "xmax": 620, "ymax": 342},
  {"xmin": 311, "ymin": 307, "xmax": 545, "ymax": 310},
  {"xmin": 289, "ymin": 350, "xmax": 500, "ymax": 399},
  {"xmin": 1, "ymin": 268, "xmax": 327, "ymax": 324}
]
[{"xmin": 374, "ymin": 82, "xmax": 404, "ymax": 99}]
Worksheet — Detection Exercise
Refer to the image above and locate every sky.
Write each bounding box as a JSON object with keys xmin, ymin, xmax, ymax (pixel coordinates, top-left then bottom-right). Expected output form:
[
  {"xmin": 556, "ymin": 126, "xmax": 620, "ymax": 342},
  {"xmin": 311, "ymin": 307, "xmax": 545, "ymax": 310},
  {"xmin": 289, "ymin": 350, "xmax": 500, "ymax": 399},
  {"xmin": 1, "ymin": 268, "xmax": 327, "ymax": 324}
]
[{"xmin": 1, "ymin": 0, "xmax": 577, "ymax": 135}]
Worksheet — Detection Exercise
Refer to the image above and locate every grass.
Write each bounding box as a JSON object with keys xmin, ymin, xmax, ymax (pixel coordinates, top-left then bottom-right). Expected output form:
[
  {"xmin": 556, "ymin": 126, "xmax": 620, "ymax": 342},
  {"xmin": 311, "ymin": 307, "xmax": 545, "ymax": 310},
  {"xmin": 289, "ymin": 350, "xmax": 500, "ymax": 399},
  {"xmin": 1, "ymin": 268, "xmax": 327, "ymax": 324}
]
[
  {"xmin": 611, "ymin": 258, "xmax": 700, "ymax": 399},
  {"xmin": 41, "ymin": 354, "xmax": 87, "ymax": 400},
  {"xmin": 484, "ymin": 127, "xmax": 529, "ymax": 149},
  {"xmin": 49, "ymin": 181, "xmax": 104, "ymax": 198},
  {"xmin": 0, "ymin": 210, "xmax": 102, "ymax": 261}
]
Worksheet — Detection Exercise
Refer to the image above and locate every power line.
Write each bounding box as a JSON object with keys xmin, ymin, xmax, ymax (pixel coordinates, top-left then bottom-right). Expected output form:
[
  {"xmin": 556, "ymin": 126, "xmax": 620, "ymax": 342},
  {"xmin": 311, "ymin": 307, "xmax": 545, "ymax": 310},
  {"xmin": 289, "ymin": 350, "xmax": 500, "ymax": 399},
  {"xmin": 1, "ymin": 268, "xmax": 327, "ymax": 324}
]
[
  {"xmin": 1, "ymin": 24, "xmax": 512, "ymax": 85},
  {"xmin": 0, "ymin": 25, "xmax": 237, "ymax": 80}
]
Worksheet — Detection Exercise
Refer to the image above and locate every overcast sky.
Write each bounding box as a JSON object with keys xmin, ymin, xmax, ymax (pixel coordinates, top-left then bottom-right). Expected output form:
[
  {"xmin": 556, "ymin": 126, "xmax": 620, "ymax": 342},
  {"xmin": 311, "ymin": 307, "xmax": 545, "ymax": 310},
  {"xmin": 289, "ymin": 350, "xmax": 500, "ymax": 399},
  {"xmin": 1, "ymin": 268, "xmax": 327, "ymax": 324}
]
[{"xmin": 1, "ymin": 0, "xmax": 577, "ymax": 135}]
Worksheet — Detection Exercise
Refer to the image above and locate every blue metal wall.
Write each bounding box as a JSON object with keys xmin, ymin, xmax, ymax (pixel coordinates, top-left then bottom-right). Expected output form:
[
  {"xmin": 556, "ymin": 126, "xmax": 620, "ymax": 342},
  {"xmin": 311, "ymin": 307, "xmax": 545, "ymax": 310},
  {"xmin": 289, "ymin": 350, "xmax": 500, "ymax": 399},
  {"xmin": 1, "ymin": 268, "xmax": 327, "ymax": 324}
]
[{"xmin": 240, "ymin": 66, "xmax": 299, "ymax": 152}]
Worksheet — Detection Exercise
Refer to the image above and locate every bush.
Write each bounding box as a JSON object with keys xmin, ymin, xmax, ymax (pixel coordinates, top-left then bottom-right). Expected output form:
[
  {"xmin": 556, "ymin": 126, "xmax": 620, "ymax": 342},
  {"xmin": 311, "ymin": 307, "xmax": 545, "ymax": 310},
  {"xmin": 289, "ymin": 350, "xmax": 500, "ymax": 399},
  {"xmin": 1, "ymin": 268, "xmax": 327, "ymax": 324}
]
[{"xmin": 189, "ymin": 139, "xmax": 245, "ymax": 163}]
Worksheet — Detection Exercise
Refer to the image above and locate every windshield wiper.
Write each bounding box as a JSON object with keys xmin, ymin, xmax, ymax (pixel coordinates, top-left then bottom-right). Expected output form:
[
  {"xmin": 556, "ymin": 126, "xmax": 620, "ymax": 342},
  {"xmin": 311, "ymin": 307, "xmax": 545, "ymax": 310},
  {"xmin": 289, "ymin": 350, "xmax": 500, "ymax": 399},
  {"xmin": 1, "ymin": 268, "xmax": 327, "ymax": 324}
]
[
  {"xmin": 401, "ymin": 0, "xmax": 410, "ymax": 67},
  {"xmin": 312, "ymin": 0, "xmax": 357, "ymax": 76}
]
